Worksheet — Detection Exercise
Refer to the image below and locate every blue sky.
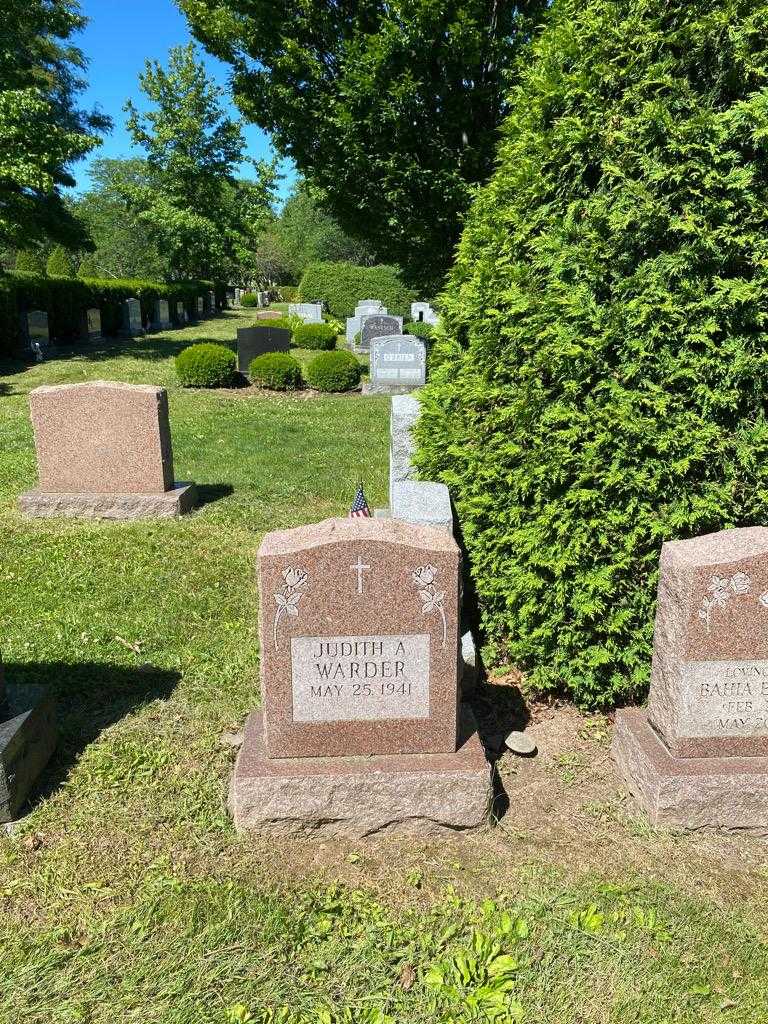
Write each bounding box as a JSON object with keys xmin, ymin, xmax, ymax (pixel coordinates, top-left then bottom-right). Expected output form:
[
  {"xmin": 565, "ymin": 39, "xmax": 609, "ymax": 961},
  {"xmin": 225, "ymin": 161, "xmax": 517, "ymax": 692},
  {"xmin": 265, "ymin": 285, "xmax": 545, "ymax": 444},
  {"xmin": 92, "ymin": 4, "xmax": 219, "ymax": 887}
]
[{"xmin": 72, "ymin": 0, "xmax": 296, "ymax": 200}]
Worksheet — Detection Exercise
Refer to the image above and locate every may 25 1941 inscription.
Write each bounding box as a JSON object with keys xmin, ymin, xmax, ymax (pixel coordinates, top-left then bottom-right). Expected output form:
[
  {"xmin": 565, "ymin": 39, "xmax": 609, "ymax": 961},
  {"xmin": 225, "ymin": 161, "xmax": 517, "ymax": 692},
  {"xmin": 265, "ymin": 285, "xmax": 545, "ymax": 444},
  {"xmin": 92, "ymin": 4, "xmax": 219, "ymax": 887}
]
[{"xmin": 291, "ymin": 634, "xmax": 430, "ymax": 723}]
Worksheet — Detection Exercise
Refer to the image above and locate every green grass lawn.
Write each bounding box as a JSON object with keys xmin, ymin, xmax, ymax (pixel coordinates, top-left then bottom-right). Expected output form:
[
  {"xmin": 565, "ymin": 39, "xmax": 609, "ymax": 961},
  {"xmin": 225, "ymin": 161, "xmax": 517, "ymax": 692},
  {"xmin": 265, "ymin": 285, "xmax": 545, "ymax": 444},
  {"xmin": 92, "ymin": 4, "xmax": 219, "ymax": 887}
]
[{"xmin": 0, "ymin": 311, "xmax": 767, "ymax": 1023}]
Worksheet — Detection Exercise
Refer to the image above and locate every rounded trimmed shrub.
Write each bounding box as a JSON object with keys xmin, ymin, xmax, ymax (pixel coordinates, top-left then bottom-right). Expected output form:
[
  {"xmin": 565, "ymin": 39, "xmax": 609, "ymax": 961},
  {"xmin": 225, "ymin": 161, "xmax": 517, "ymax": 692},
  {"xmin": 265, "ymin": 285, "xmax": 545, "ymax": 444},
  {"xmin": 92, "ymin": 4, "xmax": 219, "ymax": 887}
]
[
  {"xmin": 240, "ymin": 292, "xmax": 259, "ymax": 307},
  {"xmin": 175, "ymin": 343, "xmax": 236, "ymax": 388},
  {"xmin": 248, "ymin": 351, "xmax": 303, "ymax": 390},
  {"xmin": 305, "ymin": 350, "xmax": 361, "ymax": 392},
  {"xmin": 415, "ymin": 0, "xmax": 768, "ymax": 710},
  {"xmin": 293, "ymin": 322, "xmax": 337, "ymax": 350}
]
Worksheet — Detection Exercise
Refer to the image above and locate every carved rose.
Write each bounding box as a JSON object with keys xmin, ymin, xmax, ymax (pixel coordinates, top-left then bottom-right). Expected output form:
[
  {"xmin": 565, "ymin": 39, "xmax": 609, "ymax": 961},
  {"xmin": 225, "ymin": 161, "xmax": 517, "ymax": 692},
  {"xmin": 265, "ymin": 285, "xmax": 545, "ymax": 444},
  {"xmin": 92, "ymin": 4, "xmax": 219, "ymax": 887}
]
[
  {"xmin": 412, "ymin": 565, "xmax": 437, "ymax": 588},
  {"xmin": 273, "ymin": 566, "xmax": 309, "ymax": 650},
  {"xmin": 282, "ymin": 567, "xmax": 307, "ymax": 589},
  {"xmin": 731, "ymin": 572, "xmax": 751, "ymax": 595}
]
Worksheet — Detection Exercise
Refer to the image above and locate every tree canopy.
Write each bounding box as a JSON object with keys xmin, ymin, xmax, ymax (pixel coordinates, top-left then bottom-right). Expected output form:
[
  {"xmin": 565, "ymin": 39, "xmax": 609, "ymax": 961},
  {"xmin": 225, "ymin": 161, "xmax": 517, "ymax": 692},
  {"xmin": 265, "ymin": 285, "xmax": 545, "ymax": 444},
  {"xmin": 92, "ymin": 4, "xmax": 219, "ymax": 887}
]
[
  {"xmin": 0, "ymin": 0, "xmax": 109, "ymax": 250},
  {"xmin": 178, "ymin": 0, "xmax": 547, "ymax": 292},
  {"xmin": 119, "ymin": 43, "xmax": 277, "ymax": 281}
]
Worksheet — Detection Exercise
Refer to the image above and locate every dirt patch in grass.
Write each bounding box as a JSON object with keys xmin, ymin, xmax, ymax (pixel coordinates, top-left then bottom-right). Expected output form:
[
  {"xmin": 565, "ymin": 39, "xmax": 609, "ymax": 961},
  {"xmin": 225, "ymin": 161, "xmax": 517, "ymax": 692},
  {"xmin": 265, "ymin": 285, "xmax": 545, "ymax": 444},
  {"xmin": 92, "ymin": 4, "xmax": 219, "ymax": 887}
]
[{"xmin": 233, "ymin": 688, "xmax": 768, "ymax": 921}]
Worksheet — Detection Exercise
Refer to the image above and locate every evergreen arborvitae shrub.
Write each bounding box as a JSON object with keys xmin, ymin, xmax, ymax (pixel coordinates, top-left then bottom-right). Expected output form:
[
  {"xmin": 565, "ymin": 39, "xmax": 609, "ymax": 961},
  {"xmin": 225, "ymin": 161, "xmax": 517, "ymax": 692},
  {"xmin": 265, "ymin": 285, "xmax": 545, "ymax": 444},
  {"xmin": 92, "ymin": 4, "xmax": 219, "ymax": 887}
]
[
  {"xmin": 78, "ymin": 255, "xmax": 98, "ymax": 278},
  {"xmin": 248, "ymin": 352, "xmax": 303, "ymax": 390},
  {"xmin": 14, "ymin": 250, "xmax": 45, "ymax": 275},
  {"xmin": 293, "ymin": 322, "xmax": 337, "ymax": 350},
  {"xmin": 298, "ymin": 262, "xmax": 416, "ymax": 318},
  {"xmin": 176, "ymin": 343, "xmax": 236, "ymax": 388},
  {"xmin": 414, "ymin": 0, "xmax": 768, "ymax": 709},
  {"xmin": 305, "ymin": 350, "xmax": 361, "ymax": 392},
  {"xmin": 403, "ymin": 321, "xmax": 434, "ymax": 340},
  {"xmin": 46, "ymin": 246, "xmax": 74, "ymax": 277}
]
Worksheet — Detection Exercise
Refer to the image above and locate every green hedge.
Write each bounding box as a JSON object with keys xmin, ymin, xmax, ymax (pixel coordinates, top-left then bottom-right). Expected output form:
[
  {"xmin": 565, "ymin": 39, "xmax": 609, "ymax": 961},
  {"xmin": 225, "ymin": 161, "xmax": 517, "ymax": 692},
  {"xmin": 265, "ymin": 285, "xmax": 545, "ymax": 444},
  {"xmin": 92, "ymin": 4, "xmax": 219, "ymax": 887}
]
[
  {"xmin": 278, "ymin": 285, "xmax": 299, "ymax": 302},
  {"xmin": 414, "ymin": 0, "xmax": 768, "ymax": 710},
  {"xmin": 0, "ymin": 273, "xmax": 226, "ymax": 358},
  {"xmin": 298, "ymin": 262, "xmax": 416, "ymax": 318}
]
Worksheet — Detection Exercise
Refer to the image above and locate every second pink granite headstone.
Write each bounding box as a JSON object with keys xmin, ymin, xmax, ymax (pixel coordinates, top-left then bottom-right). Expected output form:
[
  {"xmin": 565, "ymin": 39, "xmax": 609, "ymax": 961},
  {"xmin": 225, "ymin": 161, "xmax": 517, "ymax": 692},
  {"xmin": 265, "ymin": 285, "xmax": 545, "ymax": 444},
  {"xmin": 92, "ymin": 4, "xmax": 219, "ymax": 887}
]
[{"xmin": 29, "ymin": 381, "xmax": 174, "ymax": 494}]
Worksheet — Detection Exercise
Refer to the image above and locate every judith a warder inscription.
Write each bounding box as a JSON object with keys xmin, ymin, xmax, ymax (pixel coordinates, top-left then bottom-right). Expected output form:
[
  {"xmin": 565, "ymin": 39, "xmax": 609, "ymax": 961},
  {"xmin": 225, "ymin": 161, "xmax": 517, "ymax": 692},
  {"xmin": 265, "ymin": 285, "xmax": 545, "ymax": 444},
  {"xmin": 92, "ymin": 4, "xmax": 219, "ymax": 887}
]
[{"xmin": 291, "ymin": 634, "xmax": 430, "ymax": 722}]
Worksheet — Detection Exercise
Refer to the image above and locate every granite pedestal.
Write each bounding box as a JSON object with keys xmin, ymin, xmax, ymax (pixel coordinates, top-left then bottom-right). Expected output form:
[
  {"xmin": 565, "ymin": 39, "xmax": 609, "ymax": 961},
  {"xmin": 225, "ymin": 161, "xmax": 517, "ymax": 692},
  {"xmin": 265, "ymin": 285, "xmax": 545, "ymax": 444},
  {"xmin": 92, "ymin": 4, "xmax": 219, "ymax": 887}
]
[
  {"xmin": 19, "ymin": 482, "xmax": 197, "ymax": 521},
  {"xmin": 230, "ymin": 705, "xmax": 490, "ymax": 837},
  {"xmin": 1, "ymin": 684, "xmax": 57, "ymax": 822}
]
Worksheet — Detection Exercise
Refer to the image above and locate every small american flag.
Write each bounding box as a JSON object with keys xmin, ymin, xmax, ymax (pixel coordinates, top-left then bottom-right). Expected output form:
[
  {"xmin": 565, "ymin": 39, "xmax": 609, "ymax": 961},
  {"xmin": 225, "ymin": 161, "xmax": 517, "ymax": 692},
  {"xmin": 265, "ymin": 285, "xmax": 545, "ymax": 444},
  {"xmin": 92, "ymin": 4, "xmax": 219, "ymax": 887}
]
[{"xmin": 350, "ymin": 481, "xmax": 372, "ymax": 518}]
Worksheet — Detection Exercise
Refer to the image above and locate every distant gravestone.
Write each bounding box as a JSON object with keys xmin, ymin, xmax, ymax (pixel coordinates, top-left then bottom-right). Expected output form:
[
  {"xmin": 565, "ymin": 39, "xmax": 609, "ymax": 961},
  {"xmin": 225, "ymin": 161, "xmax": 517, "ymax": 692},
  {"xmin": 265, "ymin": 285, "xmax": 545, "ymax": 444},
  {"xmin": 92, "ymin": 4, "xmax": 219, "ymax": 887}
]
[
  {"xmin": 121, "ymin": 298, "xmax": 143, "ymax": 336},
  {"xmin": 24, "ymin": 310, "xmax": 50, "ymax": 359},
  {"xmin": 196, "ymin": 296, "xmax": 204, "ymax": 316},
  {"xmin": 410, "ymin": 301, "xmax": 439, "ymax": 326},
  {"xmin": 81, "ymin": 308, "xmax": 102, "ymax": 342},
  {"xmin": 19, "ymin": 381, "xmax": 196, "ymax": 519},
  {"xmin": 360, "ymin": 314, "xmax": 402, "ymax": 352},
  {"xmin": 152, "ymin": 299, "xmax": 171, "ymax": 330},
  {"xmin": 176, "ymin": 301, "xmax": 187, "ymax": 325},
  {"xmin": 365, "ymin": 335, "xmax": 426, "ymax": 394},
  {"xmin": 288, "ymin": 302, "xmax": 323, "ymax": 323},
  {"xmin": 254, "ymin": 310, "xmax": 283, "ymax": 321},
  {"xmin": 237, "ymin": 326, "xmax": 291, "ymax": 375},
  {"xmin": 614, "ymin": 527, "xmax": 768, "ymax": 828},
  {"xmin": 208, "ymin": 290, "xmax": 216, "ymax": 315},
  {"xmin": 229, "ymin": 516, "xmax": 490, "ymax": 836}
]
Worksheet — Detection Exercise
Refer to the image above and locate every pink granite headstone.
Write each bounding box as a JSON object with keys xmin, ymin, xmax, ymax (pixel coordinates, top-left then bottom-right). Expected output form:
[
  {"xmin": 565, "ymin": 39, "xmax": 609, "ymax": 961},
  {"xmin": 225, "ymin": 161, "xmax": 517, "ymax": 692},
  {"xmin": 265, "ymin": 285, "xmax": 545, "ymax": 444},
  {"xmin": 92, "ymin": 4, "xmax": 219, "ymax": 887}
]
[
  {"xmin": 647, "ymin": 527, "xmax": 768, "ymax": 757},
  {"xmin": 29, "ymin": 381, "xmax": 174, "ymax": 494},
  {"xmin": 258, "ymin": 517, "xmax": 461, "ymax": 759}
]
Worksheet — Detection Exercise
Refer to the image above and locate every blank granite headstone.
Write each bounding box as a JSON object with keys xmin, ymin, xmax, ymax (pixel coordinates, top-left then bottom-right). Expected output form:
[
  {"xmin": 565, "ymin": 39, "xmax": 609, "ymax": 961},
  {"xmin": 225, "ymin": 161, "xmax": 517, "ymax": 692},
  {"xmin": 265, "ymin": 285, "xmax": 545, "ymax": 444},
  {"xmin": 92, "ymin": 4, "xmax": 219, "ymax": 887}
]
[
  {"xmin": 176, "ymin": 301, "xmax": 187, "ymax": 325},
  {"xmin": 81, "ymin": 308, "xmax": 102, "ymax": 342},
  {"xmin": 0, "ymin": 658, "xmax": 57, "ymax": 822},
  {"xmin": 237, "ymin": 326, "xmax": 291, "ymax": 375},
  {"xmin": 121, "ymin": 298, "xmax": 143, "ymax": 336},
  {"xmin": 207, "ymin": 290, "xmax": 216, "ymax": 314},
  {"xmin": 19, "ymin": 381, "xmax": 196, "ymax": 520},
  {"xmin": 365, "ymin": 335, "xmax": 426, "ymax": 394},
  {"xmin": 613, "ymin": 527, "xmax": 768, "ymax": 828},
  {"xmin": 196, "ymin": 296, "xmax": 204, "ymax": 316},
  {"xmin": 359, "ymin": 314, "xmax": 402, "ymax": 352},
  {"xmin": 230, "ymin": 517, "xmax": 490, "ymax": 836},
  {"xmin": 389, "ymin": 395, "xmax": 420, "ymax": 499}
]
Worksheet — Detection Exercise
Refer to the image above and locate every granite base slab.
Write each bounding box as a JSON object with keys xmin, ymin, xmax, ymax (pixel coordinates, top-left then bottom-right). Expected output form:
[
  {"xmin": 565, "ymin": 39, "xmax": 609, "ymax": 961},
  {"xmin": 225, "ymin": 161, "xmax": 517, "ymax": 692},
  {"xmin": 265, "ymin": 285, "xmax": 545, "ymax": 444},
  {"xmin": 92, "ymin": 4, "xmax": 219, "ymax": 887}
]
[
  {"xmin": 19, "ymin": 482, "xmax": 197, "ymax": 521},
  {"xmin": 1, "ymin": 684, "xmax": 57, "ymax": 822},
  {"xmin": 230, "ymin": 707, "xmax": 492, "ymax": 838},
  {"xmin": 362, "ymin": 383, "xmax": 421, "ymax": 396},
  {"xmin": 612, "ymin": 708, "xmax": 768, "ymax": 830}
]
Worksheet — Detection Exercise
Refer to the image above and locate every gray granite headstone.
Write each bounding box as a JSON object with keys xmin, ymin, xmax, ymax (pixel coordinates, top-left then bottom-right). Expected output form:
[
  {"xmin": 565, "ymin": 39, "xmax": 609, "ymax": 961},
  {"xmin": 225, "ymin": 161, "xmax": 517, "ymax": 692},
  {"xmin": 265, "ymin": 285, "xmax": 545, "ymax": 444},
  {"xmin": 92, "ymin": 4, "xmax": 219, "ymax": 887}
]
[
  {"xmin": 121, "ymin": 298, "xmax": 143, "ymax": 336},
  {"xmin": 152, "ymin": 299, "xmax": 171, "ymax": 330},
  {"xmin": 207, "ymin": 291, "xmax": 216, "ymax": 314},
  {"xmin": 288, "ymin": 302, "xmax": 323, "ymax": 323},
  {"xmin": 410, "ymin": 301, "xmax": 439, "ymax": 326},
  {"xmin": 360, "ymin": 315, "xmax": 402, "ymax": 352},
  {"xmin": 389, "ymin": 394, "xmax": 421, "ymax": 500},
  {"xmin": 196, "ymin": 296, "xmax": 204, "ymax": 316},
  {"xmin": 237, "ymin": 326, "xmax": 291, "ymax": 374},
  {"xmin": 369, "ymin": 335, "xmax": 425, "ymax": 393},
  {"xmin": 391, "ymin": 480, "xmax": 453, "ymax": 532}
]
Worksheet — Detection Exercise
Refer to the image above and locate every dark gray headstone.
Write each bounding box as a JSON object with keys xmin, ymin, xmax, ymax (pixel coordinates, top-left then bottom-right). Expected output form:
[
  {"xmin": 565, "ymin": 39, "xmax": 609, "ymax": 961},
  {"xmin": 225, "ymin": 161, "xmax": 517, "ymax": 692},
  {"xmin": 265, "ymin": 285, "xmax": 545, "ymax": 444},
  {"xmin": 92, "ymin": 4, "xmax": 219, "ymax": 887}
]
[
  {"xmin": 196, "ymin": 296, "xmax": 204, "ymax": 315},
  {"xmin": 23, "ymin": 311, "xmax": 50, "ymax": 358},
  {"xmin": 81, "ymin": 308, "xmax": 102, "ymax": 341},
  {"xmin": 360, "ymin": 314, "xmax": 402, "ymax": 352},
  {"xmin": 369, "ymin": 335, "xmax": 426, "ymax": 392},
  {"xmin": 121, "ymin": 298, "xmax": 143, "ymax": 336},
  {"xmin": 176, "ymin": 301, "xmax": 187, "ymax": 325},
  {"xmin": 152, "ymin": 299, "xmax": 171, "ymax": 330},
  {"xmin": 237, "ymin": 327, "xmax": 291, "ymax": 374}
]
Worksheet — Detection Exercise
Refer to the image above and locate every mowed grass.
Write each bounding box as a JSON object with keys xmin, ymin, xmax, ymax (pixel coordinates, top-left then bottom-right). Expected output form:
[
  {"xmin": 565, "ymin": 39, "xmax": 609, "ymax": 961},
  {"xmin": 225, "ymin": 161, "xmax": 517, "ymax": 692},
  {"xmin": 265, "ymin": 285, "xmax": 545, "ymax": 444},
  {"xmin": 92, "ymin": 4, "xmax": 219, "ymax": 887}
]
[{"xmin": 0, "ymin": 311, "xmax": 767, "ymax": 1023}]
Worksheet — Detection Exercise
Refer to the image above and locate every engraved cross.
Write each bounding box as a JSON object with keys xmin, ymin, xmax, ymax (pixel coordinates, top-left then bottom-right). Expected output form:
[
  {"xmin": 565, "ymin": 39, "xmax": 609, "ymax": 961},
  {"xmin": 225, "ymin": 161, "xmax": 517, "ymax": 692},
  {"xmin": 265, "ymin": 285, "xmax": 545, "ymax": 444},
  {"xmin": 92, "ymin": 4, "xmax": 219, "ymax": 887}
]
[{"xmin": 350, "ymin": 555, "xmax": 371, "ymax": 595}]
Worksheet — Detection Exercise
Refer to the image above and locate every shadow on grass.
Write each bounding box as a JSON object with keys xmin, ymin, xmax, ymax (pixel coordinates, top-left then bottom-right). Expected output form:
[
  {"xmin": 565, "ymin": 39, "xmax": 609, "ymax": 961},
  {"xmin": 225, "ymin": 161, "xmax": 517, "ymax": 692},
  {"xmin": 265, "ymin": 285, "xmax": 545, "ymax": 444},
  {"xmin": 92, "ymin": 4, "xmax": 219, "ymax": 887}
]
[
  {"xmin": 7, "ymin": 660, "xmax": 180, "ymax": 812},
  {"xmin": 195, "ymin": 483, "xmax": 235, "ymax": 508}
]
